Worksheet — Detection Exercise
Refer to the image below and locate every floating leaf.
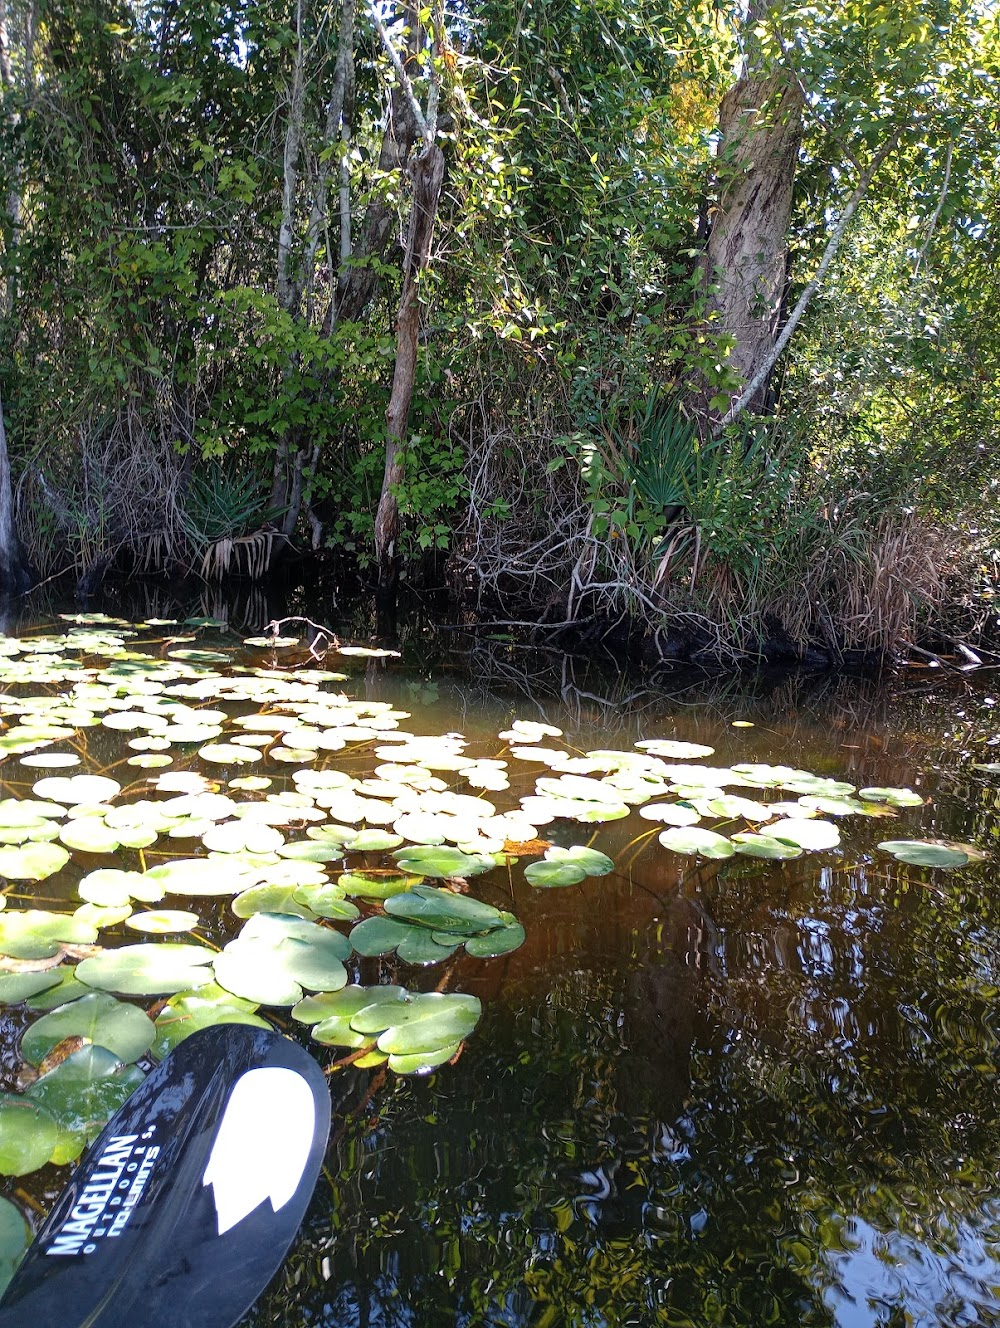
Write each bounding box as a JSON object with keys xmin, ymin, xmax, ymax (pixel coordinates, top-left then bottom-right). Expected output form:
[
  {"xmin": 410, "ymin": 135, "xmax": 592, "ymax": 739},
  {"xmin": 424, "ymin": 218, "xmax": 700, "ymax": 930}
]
[
  {"xmin": 76, "ymin": 943, "xmax": 216, "ymax": 995},
  {"xmin": 231, "ymin": 883, "xmax": 316, "ymax": 920},
  {"xmin": 385, "ymin": 885, "xmax": 506, "ymax": 933},
  {"xmin": 878, "ymin": 839, "xmax": 974, "ymax": 868},
  {"xmin": 32, "ymin": 775, "xmax": 120, "ymax": 805},
  {"xmin": 768, "ymin": 818, "xmax": 841, "ymax": 851},
  {"xmin": 0, "ymin": 1195, "xmax": 29, "ymax": 1294},
  {"xmin": 26, "ymin": 968, "xmax": 91, "ymax": 1011},
  {"xmin": 658, "ymin": 827, "xmax": 735, "ymax": 858},
  {"xmin": 141, "ymin": 858, "xmax": 255, "ymax": 897},
  {"xmin": 860, "ymin": 787, "xmax": 924, "ymax": 807},
  {"xmin": 337, "ymin": 870, "xmax": 414, "ymax": 899},
  {"xmin": 126, "ymin": 910, "xmax": 201, "ymax": 934},
  {"xmin": 291, "ymin": 883, "xmax": 360, "ymax": 921},
  {"xmin": 732, "ymin": 833, "xmax": 802, "ymax": 860},
  {"xmin": 213, "ymin": 912, "xmax": 351, "ymax": 1006},
  {"xmin": 22, "ymin": 992, "xmax": 154, "ymax": 1066},
  {"xmin": 0, "ymin": 910, "xmax": 97, "ymax": 960},
  {"xmin": 0, "ymin": 842, "xmax": 70, "ymax": 881},
  {"xmin": 0, "ymin": 970, "xmax": 64, "ymax": 1004},
  {"xmin": 198, "ymin": 742, "xmax": 261, "ymax": 765},
  {"xmin": 26, "ymin": 1046, "xmax": 145, "ymax": 1163},
  {"xmin": 638, "ymin": 802, "xmax": 701, "ymax": 826},
  {"xmin": 0, "ymin": 1094, "xmax": 59, "ymax": 1175},
  {"xmin": 524, "ymin": 859, "xmax": 586, "ymax": 887},
  {"xmin": 393, "ymin": 845, "xmax": 496, "ymax": 879},
  {"xmin": 150, "ymin": 985, "xmax": 270, "ymax": 1060},
  {"xmin": 635, "ymin": 739, "xmax": 715, "ymax": 758}
]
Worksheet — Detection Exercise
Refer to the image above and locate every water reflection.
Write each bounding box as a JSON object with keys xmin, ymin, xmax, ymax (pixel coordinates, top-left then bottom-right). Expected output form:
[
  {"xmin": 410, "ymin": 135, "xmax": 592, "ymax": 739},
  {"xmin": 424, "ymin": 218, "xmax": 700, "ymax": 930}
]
[{"xmin": 6, "ymin": 587, "xmax": 1000, "ymax": 1325}]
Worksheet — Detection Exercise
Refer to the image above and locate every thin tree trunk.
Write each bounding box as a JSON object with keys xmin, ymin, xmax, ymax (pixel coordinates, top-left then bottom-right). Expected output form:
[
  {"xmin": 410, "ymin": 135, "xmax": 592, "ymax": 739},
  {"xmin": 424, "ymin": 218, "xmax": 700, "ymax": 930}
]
[
  {"xmin": 0, "ymin": 390, "xmax": 29, "ymax": 593},
  {"xmin": 373, "ymin": 143, "xmax": 445, "ymax": 588}
]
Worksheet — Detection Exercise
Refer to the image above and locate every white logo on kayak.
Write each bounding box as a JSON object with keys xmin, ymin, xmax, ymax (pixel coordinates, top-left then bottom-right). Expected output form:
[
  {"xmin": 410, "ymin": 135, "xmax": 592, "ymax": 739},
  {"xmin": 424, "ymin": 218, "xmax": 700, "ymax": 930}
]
[{"xmin": 203, "ymin": 1067, "xmax": 316, "ymax": 1236}]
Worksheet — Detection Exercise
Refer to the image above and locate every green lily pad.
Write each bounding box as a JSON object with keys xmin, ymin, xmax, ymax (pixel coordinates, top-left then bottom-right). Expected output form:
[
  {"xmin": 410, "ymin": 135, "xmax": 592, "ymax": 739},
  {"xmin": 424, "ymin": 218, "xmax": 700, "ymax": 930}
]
[
  {"xmin": 0, "ymin": 970, "xmax": 64, "ymax": 1004},
  {"xmin": 638, "ymin": 802, "xmax": 701, "ymax": 826},
  {"xmin": 126, "ymin": 910, "xmax": 201, "ymax": 934},
  {"xmin": 347, "ymin": 916, "xmax": 416, "ymax": 958},
  {"xmin": 141, "ymin": 858, "xmax": 255, "ymax": 897},
  {"xmin": 344, "ymin": 828, "xmax": 404, "ymax": 853},
  {"xmin": 199, "ymin": 743, "xmax": 261, "ymax": 765},
  {"xmin": 74, "ymin": 901, "xmax": 133, "ymax": 929},
  {"xmin": 337, "ymin": 870, "xmax": 414, "ymax": 899},
  {"xmin": 26, "ymin": 968, "xmax": 91, "ymax": 1010},
  {"xmin": 860, "ymin": 787, "xmax": 925, "ymax": 807},
  {"xmin": 291, "ymin": 883, "xmax": 360, "ymax": 921},
  {"xmin": 392, "ymin": 845, "xmax": 496, "ymax": 879},
  {"xmin": 22, "ymin": 991, "xmax": 154, "ymax": 1066},
  {"xmin": 658, "ymin": 827, "xmax": 736, "ymax": 859},
  {"xmin": 58, "ymin": 819, "xmax": 123, "ymax": 854},
  {"xmin": 0, "ymin": 842, "xmax": 70, "ymax": 881},
  {"xmin": 385, "ymin": 885, "xmax": 506, "ymax": 933},
  {"xmin": 151, "ymin": 985, "xmax": 270, "ymax": 1060},
  {"xmin": 0, "ymin": 1093, "xmax": 59, "ymax": 1175},
  {"xmin": 231, "ymin": 883, "xmax": 317, "ymax": 920},
  {"xmin": 388, "ymin": 1042, "xmax": 461, "ymax": 1074},
  {"xmin": 524, "ymin": 859, "xmax": 586, "ymax": 887},
  {"xmin": 26, "ymin": 1045, "xmax": 145, "ymax": 1163},
  {"xmin": 878, "ymin": 839, "xmax": 974, "ymax": 868},
  {"xmin": 375, "ymin": 993, "xmax": 481, "ymax": 1055},
  {"xmin": 464, "ymin": 921, "xmax": 526, "ymax": 957},
  {"xmin": 80, "ymin": 868, "xmax": 165, "ymax": 905},
  {"xmin": 732, "ymin": 833, "xmax": 803, "ymax": 860},
  {"xmin": 0, "ymin": 1195, "xmax": 30, "ymax": 1295},
  {"xmin": 635, "ymin": 739, "xmax": 715, "ymax": 758},
  {"xmin": 32, "ymin": 774, "xmax": 121, "ymax": 805},
  {"xmin": 768, "ymin": 818, "xmax": 841, "ymax": 851},
  {"xmin": 0, "ymin": 909, "xmax": 98, "ymax": 959},
  {"xmin": 544, "ymin": 845, "xmax": 615, "ymax": 876},
  {"xmin": 213, "ymin": 912, "xmax": 351, "ymax": 1006},
  {"xmin": 76, "ymin": 943, "xmax": 216, "ymax": 995}
]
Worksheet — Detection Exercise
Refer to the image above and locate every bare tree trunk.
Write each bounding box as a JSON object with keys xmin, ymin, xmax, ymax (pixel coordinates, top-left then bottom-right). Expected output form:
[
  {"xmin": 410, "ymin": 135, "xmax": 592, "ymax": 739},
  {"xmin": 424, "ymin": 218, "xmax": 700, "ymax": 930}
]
[
  {"xmin": 0, "ymin": 390, "xmax": 29, "ymax": 593},
  {"xmin": 702, "ymin": 67, "xmax": 804, "ymax": 415},
  {"xmin": 321, "ymin": 9, "xmax": 423, "ymax": 334},
  {"xmin": 373, "ymin": 143, "xmax": 445, "ymax": 588}
]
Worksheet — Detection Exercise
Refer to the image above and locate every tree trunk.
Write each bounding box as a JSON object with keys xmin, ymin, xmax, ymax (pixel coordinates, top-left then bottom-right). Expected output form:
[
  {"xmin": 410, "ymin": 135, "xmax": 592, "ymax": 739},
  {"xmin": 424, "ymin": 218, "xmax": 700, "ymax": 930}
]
[
  {"xmin": 0, "ymin": 390, "xmax": 30, "ymax": 594},
  {"xmin": 373, "ymin": 143, "xmax": 445, "ymax": 589},
  {"xmin": 703, "ymin": 68, "xmax": 803, "ymax": 414}
]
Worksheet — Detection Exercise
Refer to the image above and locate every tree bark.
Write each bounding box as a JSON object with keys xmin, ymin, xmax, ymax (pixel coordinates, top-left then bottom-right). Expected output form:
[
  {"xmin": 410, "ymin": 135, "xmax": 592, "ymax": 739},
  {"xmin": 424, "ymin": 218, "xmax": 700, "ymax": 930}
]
[
  {"xmin": 0, "ymin": 390, "xmax": 30, "ymax": 594},
  {"xmin": 373, "ymin": 143, "xmax": 445, "ymax": 589},
  {"xmin": 702, "ymin": 68, "xmax": 803, "ymax": 414}
]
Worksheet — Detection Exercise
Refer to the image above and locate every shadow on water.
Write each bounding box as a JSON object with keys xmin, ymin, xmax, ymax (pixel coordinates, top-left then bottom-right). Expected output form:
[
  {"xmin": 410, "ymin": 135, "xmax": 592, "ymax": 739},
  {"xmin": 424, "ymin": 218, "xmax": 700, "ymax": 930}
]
[{"xmin": 8, "ymin": 575, "xmax": 1000, "ymax": 1326}]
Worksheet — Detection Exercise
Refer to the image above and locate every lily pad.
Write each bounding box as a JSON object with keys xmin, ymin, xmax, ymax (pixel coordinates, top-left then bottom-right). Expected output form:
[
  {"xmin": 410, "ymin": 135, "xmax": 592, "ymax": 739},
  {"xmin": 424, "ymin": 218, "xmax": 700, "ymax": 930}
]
[
  {"xmin": 732, "ymin": 833, "xmax": 803, "ymax": 860},
  {"xmin": 0, "ymin": 842, "xmax": 70, "ymax": 881},
  {"xmin": 860, "ymin": 787, "xmax": 925, "ymax": 807},
  {"xmin": 658, "ymin": 827, "xmax": 736, "ymax": 859},
  {"xmin": 150, "ymin": 985, "xmax": 270, "ymax": 1060},
  {"xmin": 635, "ymin": 739, "xmax": 715, "ymax": 758},
  {"xmin": 126, "ymin": 910, "xmax": 201, "ymax": 934},
  {"xmin": 32, "ymin": 774, "xmax": 121, "ymax": 805},
  {"xmin": 213, "ymin": 912, "xmax": 351, "ymax": 1006},
  {"xmin": 76, "ymin": 943, "xmax": 216, "ymax": 995},
  {"xmin": 22, "ymin": 991, "xmax": 154, "ymax": 1066},
  {"xmin": 26, "ymin": 1045, "xmax": 146, "ymax": 1163},
  {"xmin": 0, "ymin": 970, "xmax": 64, "ymax": 1004},
  {"xmin": 0, "ymin": 1195, "xmax": 30, "ymax": 1294},
  {"xmin": 524, "ymin": 859, "xmax": 586, "ymax": 887},
  {"xmin": 768, "ymin": 818, "xmax": 841, "ymax": 851},
  {"xmin": 0, "ymin": 1093, "xmax": 59, "ymax": 1175},
  {"xmin": 878, "ymin": 839, "xmax": 975, "ymax": 868},
  {"xmin": 393, "ymin": 845, "xmax": 496, "ymax": 879},
  {"xmin": 0, "ymin": 909, "xmax": 98, "ymax": 959},
  {"xmin": 141, "ymin": 857, "xmax": 255, "ymax": 897}
]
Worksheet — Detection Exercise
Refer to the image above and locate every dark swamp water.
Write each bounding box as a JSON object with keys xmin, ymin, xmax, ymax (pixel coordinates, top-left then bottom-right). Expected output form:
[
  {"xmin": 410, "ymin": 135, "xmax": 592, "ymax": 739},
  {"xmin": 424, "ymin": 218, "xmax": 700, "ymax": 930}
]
[{"xmin": 3, "ymin": 579, "xmax": 1000, "ymax": 1328}]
